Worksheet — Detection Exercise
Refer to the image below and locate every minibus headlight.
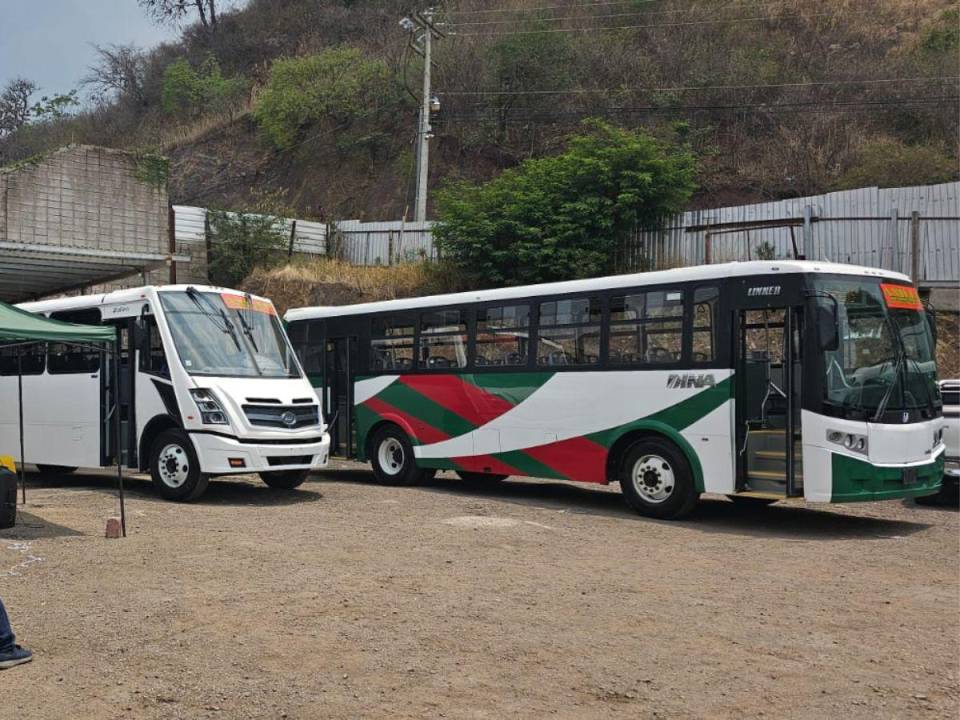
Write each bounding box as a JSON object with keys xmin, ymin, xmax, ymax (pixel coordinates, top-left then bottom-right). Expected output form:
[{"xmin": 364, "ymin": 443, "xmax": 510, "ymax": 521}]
[{"xmin": 189, "ymin": 388, "xmax": 229, "ymax": 425}]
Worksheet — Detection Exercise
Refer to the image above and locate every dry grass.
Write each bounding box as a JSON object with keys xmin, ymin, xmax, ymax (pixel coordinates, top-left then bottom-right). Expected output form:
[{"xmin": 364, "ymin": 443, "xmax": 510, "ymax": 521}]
[{"xmin": 242, "ymin": 258, "xmax": 457, "ymax": 314}]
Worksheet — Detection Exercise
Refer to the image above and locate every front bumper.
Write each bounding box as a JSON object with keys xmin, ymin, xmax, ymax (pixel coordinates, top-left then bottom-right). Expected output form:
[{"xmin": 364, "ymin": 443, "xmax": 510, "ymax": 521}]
[{"xmin": 188, "ymin": 431, "xmax": 330, "ymax": 476}]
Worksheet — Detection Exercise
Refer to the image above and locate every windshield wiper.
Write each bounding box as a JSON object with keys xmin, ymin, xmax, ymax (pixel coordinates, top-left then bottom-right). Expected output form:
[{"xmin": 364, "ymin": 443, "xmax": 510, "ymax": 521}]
[
  {"xmin": 236, "ymin": 295, "xmax": 260, "ymax": 354},
  {"xmin": 185, "ymin": 286, "xmax": 244, "ymax": 354},
  {"xmin": 872, "ymin": 349, "xmax": 905, "ymax": 422}
]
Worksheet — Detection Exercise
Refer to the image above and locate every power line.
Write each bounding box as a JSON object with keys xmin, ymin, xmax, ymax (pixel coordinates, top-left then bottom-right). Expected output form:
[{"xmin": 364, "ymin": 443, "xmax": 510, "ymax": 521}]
[
  {"xmin": 446, "ymin": 1, "xmax": 792, "ymax": 27},
  {"xmin": 449, "ymin": 0, "xmax": 671, "ymax": 16},
  {"xmin": 438, "ymin": 96, "xmax": 960, "ymax": 120},
  {"xmin": 453, "ymin": 9, "xmax": 873, "ymax": 36},
  {"xmin": 440, "ymin": 76, "xmax": 959, "ymax": 96}
]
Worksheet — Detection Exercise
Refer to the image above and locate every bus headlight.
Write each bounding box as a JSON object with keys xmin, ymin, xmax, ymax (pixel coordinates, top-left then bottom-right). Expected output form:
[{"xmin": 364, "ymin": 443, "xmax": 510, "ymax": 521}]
[
  {"xmin": 828, "ymin": 429, "xmax": 868, "ymax": 455},
  {"xmin": 189, "ymin": 388, "xmax": 228, "ymax": 425}
]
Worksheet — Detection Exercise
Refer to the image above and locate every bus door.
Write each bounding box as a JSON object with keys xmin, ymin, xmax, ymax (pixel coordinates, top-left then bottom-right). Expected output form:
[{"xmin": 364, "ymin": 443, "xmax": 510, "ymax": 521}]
[
  {"xmin": 323, "ymin": 335, "xmax": 356, "ymax": 457},
  {"xmin": 735, "ymin": 305, "xmax": 803, "ymax": 497},
  {"xmin": 102, "ymin": 319, "xmax": 136, "ymax": 467}
]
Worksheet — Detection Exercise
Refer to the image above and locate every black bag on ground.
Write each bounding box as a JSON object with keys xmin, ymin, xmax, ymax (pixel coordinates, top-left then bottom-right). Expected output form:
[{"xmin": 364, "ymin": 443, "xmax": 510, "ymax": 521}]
[{"xmin": 0, "ymin": 467, "xmax": 16, "ymax": 529}]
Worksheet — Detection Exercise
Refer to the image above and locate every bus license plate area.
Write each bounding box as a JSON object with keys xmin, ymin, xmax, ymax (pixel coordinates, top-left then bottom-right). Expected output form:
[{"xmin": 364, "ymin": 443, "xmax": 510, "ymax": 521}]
[{"xmin": 902, "ymin": 467, "xmax": 918, "ymax": 485}]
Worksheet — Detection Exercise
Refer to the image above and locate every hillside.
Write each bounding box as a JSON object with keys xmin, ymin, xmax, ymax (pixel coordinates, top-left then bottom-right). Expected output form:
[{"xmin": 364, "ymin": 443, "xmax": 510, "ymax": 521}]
[{"xmin": 2, "ymin": 0, "xmax": 957, "ymax": 221}]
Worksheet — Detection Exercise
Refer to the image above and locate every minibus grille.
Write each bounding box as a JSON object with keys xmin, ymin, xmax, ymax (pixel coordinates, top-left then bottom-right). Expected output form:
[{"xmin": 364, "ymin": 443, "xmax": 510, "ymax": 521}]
[
  {"xmin": 242, "ymin": 404, "xmax": 319, "ymax": 429},
  {"xmin": 266, "ymin": 455, "xmax": 313, "ymax": 466}
]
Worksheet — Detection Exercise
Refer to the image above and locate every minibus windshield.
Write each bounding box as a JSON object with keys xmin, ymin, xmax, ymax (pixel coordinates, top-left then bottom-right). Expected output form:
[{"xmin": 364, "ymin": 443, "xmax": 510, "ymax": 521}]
[{"xmin": 160, "ymin": 291, "xmax": 300, "ymax": 378}]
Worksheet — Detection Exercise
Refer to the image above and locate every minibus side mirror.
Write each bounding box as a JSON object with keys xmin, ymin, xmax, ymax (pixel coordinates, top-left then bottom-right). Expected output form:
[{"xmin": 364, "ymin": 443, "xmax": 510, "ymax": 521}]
[{"xmin": 816, "ymin": 303, "xmax": 839, "ymax": 352}]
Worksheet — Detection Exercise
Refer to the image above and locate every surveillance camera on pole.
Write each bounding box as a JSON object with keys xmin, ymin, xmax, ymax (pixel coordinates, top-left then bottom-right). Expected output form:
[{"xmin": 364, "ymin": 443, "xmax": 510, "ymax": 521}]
[{"xmin": 400, "ymin": 8, "xmax": 442, "ymax": 223}]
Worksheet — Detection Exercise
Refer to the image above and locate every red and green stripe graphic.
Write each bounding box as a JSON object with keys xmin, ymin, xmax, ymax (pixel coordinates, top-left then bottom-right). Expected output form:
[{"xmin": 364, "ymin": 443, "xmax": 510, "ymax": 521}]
[{"xmin": 353, "ymin": 372, "xmax": 733, "ymax": 485}]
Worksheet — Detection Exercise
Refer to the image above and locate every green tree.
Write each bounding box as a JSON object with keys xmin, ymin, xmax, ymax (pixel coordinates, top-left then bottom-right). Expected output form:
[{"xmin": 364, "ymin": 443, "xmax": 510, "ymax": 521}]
[
  {"xmin": 434, "ymin": 121, "xmax": 697, "ymax": 287},
  {"xmin": 253, "ymin": 47, "xmax": 398, "ymax": 150},
  {"xmin": 161, "ymin": 56, "xmax": 246, "ymax": 117},
  {"xmin": 207, "ymin": 209, "xmax": 289, "ymax": 287}
]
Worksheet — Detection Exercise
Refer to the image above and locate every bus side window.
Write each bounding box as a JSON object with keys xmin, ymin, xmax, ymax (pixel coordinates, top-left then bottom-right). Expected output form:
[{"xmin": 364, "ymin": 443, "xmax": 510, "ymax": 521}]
[
  {"xmin": 48, "ymin": 309, "xmax": 102, "ymax": 374},
  {"xmin": 476, "ymin": 304, "xmax": 529, "ymax": 367},
  {"xmin": 692, "ymin": 286, "xmax": 719, "ymax": 363},
  {"xmin": 138, "ymin": 315, "xmax": 169, "ymax": 378},
  {"xmin": 419, "ymin": 309, "xmax": 467, "ymax": 369},
  {"xmin": 0, "ymin": 343, "xmax": 45, "ymax": 376},
  {"xmin": 537, "ymin": 297, "xmax": 601, "ymax": 366},
  {"xmin": 608, "ymin": 290, "xmax": 684, "ymax": 365},
  {"xmin": 370, "ymin": 315, "xmax": 415, "ymax": 372}
]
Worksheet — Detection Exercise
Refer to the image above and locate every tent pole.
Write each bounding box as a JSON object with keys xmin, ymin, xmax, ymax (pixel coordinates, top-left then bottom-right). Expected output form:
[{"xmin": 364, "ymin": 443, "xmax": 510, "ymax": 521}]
[
  {"xmin": 17, "ymin": 346, "xmax": 25, "ymax": 505},
  {"xmin": 113, "ymin": 337, "xmax": 126, "ymax": 538}
]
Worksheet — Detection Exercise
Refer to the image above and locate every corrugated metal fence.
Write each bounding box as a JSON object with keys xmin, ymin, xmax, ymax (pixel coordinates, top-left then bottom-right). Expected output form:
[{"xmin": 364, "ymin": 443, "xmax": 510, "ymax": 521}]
[{"xmin": 623, "ymin": 182, "xmax": 959, "ymax": 285}]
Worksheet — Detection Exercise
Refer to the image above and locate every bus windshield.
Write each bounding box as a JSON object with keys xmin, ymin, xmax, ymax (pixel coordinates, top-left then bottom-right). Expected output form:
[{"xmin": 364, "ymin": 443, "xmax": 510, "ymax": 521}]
[
  {"xmin": 814, "ymin": 278, "xmax": 938, "ymax": 421},
  {"xmin": 159, "ymin": 290, "xmax": 300, "ymax": 378}
]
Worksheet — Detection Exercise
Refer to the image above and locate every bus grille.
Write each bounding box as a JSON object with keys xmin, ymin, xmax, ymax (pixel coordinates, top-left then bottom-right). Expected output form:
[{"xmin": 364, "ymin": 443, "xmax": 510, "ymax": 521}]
[
  {"xmin": 242, "ymin": 404, "xmax": 319, "ymax": 429},
  {"xmin": 266, "ymin": 455, "xmax": 313, "ymax": 466}
]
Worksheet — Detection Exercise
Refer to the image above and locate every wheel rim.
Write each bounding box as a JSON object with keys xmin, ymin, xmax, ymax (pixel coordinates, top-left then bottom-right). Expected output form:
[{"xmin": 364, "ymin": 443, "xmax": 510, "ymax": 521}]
[
  {"xmin": 631, "ymin": 453, "xmax": 675, "ymax": 504},
  {"xmin": 157, "ymin": 443, "xmax": 190, "ymax": 488},
  {"xmin": 377, "ymin": 437, "xmax": 405, "ymax": 476}
]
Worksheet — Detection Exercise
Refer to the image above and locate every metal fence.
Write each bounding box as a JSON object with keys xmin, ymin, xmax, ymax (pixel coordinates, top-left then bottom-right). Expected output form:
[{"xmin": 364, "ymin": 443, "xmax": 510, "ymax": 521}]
[{"xmin": 623, "ymin": 182, "xmax": 959, "ymax": 286}]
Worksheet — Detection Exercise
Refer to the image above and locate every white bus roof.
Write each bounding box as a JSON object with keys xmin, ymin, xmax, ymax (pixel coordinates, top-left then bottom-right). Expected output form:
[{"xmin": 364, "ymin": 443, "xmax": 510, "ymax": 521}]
[
  {"xmin": 285, "ymin": 260, "xmax": 910, "ymax": 322},
  {"xmin": 18, "ymin": 285, "xmax": 273, "ymax": 315}
]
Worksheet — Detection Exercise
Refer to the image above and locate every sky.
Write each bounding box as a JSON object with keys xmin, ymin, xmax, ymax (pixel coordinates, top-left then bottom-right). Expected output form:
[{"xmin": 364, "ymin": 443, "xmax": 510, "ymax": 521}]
[{"xmin": 0, "ymin": 0, "xmax": 178, "ymax": 98}]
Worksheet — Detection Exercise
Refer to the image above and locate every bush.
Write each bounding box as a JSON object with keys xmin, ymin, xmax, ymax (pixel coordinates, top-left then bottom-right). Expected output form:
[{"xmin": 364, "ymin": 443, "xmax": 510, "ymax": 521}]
[
  {"xmin": 434, "ymin": 120, "xmax": 697, "ymax": 287},
  {"xmin": 161, "ymin": 56, "xmax": 247, "ymax": 118},
  {"xmin": 253, "ymin": 48, "xmax": 399, "ymax": 150},
  {"xmin": 207, "ymin": 208, "xmax": 289, "ymax": 287},
  {"xmin": 836, "ymin": 138, "xmax": 957, "ymax": 190}
]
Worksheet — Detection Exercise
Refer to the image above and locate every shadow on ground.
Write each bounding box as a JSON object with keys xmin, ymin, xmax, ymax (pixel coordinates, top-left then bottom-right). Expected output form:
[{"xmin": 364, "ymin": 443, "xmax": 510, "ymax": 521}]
[
  {"xmin": 315, "ymin": 468, "xmax": 933, "ymax": 541},
  {"xmin": 20, "ymin": 471, "xmax": 323, "ymax": 508},
  {"xmin": 0, "ymin": 511, "xmax": 84, "ymax": 540}
]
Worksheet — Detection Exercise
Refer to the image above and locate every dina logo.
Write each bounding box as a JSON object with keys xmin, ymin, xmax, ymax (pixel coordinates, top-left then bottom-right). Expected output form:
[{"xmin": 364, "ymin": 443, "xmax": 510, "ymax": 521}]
[
  {"xmin": 747, "ymin": 285, "xmax": 781, "ymax": 297},
  {"xmin": 667, "ymin": 373, "xmax": 717, "ymax": 389}
]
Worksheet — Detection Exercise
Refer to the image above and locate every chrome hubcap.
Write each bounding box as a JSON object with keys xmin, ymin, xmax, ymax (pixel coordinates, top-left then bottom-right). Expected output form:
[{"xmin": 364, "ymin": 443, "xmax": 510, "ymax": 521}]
[
  {"xmin": 157, "ymin": 443, "xmax": 190, "ymax": 488},
  {"xmin": 631, "ymin": 454, "xmax": 675, "ymax": 504},
  {"xmin": 377, "ymin": 438, "xmax": 405, "ymax": 476}
]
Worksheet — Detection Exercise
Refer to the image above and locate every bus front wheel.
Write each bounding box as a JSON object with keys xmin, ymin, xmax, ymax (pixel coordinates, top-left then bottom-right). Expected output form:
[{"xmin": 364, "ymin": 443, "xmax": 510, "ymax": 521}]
[
  {"xmin": 149, "ymin": 429, "xmax": 209, "ymax": 502},
  {"xmin": 369, "ymin": 425, "xmax": 429, "ymax": 486},
  {"xmin": 260, "ymin": 470, "xmax": 311, "ymax": 490},
  {"xmin": 619, "ymin": 438, "xmax": 699, "ymax": 520}
]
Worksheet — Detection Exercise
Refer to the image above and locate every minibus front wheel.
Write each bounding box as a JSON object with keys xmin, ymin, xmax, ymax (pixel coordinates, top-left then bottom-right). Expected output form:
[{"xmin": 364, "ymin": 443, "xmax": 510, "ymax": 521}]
[{"xmin": 149, "ymin": 429, "xmax": 209, "ymax": 502}]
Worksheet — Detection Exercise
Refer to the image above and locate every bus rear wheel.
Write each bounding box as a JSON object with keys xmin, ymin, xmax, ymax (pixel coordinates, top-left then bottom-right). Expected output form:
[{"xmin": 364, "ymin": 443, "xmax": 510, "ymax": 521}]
[
  {"xmin": 149, "ymin": 429, "xmax": 209, "ymax": 502},
  {"xmin": 619, "ymin": 438, "xmax": 699, "ymax": 520},
  {"xmin": 260, "ymin": 469, "xmax": 311, "ymax": 490},
  {"xmin": 36, "ymin": 464, "xmax": 78, "ymax": 475},
  {"xmin": 369, "ymin": 425, "xmax": 429, "ymax": 486},
  {"xmin": 457, "ymin": 471, "xmax": 507, "ymax": 484}
]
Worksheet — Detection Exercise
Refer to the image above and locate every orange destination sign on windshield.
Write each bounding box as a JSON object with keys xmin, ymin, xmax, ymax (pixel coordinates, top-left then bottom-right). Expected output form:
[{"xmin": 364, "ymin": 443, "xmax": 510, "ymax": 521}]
[
  {"xmin": 880, "ymin": 283, "xmax": 922, "ymax": 310},
  {"xmin": 221, "ymin": 293, "xmax": 277, "ymax": 315}
]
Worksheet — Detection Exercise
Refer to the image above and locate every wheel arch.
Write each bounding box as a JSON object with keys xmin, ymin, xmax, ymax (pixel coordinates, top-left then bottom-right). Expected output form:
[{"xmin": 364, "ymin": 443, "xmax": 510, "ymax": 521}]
[
  {"xmin": 605, "ymin": 421, "xmax": 705, "ymax": 492},
  {"xmin": 362, "ymin": 416, "xmax": 418, "ymax": 462},
  {"xmin": 138, "ymin": 414, "xmax": 182, "ymax": 471}
]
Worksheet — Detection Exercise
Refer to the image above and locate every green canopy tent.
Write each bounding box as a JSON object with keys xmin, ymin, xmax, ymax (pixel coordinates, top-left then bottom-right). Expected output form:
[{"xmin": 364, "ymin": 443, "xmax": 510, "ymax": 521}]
[{"xmin": 0, "ymin": 301, "xmax": 126, "ymax": 535}]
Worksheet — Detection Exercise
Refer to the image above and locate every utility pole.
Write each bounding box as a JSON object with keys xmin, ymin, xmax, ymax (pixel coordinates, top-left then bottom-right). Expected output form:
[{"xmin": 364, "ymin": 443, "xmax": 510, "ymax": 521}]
[{"xmin": 401, "ymin": 9, "xmax": 442, "ymax": 223}]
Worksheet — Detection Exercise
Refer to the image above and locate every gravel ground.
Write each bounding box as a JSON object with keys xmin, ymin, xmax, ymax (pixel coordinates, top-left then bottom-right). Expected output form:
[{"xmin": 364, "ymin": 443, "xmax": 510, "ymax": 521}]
[{"xmin": 1, "ymin": 462, "xmax": 957, "ymax": 720}]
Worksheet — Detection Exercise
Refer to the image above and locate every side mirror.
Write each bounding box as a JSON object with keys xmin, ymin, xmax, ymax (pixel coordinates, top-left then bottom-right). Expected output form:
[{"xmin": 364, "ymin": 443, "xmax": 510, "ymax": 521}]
[
  {"xmin": 816, "ymin": 303, "xmax": 839, "ymax": 351},
  {"xmin": 925, "ymin": 306, "xmax": 937, "ymax": 346}
]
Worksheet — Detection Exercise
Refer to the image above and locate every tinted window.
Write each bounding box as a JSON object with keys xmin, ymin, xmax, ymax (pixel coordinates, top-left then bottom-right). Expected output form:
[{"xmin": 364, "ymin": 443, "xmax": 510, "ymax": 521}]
[
  {"xmin": 0, "ymin": 343, "xmax": 44, "ymax": 376},
  {"xmin": 138, "ymin": 314, "xmax": 169, "ymax": 377},
  {"xmin": 370, "ymin": 314, "xmax": 415, "ymax": 372},
  {"xmin": 692, "ymin": 286, "xmax": 719, "ymax": 363},
  {"xmin": 476, "ymin": 304, "xmax": 529, "ymax": 367},
  {"xmin": 609, "ymin": 290, "xmax": 684, "ymax": 365},
  {"xmin": 419, "ymin": 309, "xmax": 466, "ymax": 369},
  {"xmin": 48, "ymin": 309, "xmax": 102, "ymax": 374},
  {"xmin": 537, "ymin": 297, "xmax": 601, "ymax": 366}
]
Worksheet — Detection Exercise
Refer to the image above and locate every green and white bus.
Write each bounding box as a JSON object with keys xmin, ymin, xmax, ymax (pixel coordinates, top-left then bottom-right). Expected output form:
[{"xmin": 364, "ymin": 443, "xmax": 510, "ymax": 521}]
[{"xmin": 285, "ymin": 260, "xmax": 946, "ymax": 519}]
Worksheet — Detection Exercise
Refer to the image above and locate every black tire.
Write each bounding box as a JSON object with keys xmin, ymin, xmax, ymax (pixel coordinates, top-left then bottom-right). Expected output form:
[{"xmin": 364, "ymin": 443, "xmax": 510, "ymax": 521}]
[
  {"xmin": 149, "ymin": 429, "xmax": 209, "ymax": 502},
  {"xmin": 618, "ymin": 437, "xmax": 699, "ymax": 519},
  {"xmin": 36, "ymin": 464, "xmax": 78, "ymax": 475},
  {"xmin": 915, "ymin": 479, "xmax": 959, "ymax": 507},
  {"xmin": 728, "ymin": 496, "xmax": 778, "ymax": 506},
  {"xmin": 259, "ymin": 469, "xmax": 311, "ymax": 490},
  {"xmin": 457, "ymin": 471, "xmax": 508, "ymax": 484},
  {"xmin": 369, "ymin": 424, "xmax": 430, "ymax": 486}
]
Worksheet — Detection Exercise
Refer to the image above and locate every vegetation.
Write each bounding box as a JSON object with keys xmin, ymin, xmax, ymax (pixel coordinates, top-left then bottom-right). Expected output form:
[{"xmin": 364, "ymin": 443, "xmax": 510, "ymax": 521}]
[
  {"xmin": 162, "ymin": 56, "xmax": 247, "ymax": 118},
  {"xmin": 206, "ymin": 208, "xmax": 289, "ymax": 287},
  {"xmin": 253, "ymin": 48, "xmax": 400, "ymax": 151},
  {"xmin": 835, "ymin": 138, "xmax": 958, "ymax": 190},
  {"xmin": 435, "ymin": 121, "xmax": 697, "ymax": 286}
]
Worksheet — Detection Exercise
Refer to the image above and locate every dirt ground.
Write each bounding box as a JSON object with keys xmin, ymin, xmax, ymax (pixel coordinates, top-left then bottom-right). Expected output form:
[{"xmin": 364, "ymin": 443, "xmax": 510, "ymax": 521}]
[{"xmin": 1, "ymin": 462, "xmax": 957, "ymax": 720}]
